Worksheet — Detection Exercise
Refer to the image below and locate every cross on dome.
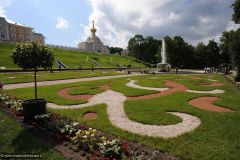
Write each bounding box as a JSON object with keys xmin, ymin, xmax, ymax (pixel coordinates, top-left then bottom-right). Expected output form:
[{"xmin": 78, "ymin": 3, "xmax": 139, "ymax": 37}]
[{"xmin": 90, "ymin": 20, "xmax": 97, "ymax": 36}]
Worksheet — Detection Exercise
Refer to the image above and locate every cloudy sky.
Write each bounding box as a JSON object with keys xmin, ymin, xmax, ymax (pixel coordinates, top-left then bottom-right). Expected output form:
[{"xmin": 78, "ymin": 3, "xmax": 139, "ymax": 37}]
[{"xmin": 0, "ymin": 0, "xmax": 239, "ymax": 48}]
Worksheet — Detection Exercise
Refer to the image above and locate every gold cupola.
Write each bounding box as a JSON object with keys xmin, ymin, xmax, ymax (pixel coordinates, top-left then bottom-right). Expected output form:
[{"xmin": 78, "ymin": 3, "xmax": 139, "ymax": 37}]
[{"xmin": 90, "ymin": 20, "xmax": 97, "ymax": 36}]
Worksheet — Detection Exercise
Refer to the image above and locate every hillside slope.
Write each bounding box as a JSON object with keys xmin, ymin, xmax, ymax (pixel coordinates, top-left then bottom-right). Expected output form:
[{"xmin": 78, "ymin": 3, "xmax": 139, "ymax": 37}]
[{"xmin": 0, "ymin": 43, "xmax": 146, "ymax": 69}]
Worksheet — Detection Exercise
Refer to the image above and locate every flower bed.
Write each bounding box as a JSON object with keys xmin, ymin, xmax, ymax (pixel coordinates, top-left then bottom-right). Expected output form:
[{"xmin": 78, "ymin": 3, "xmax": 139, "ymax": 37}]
[
  {"xmin": 0, "ymin": 92, "xmax": 23, "ymax": 116},
  {"xmin": 0, "ymin": 93, "xmax": 178, "ymax": 160}
]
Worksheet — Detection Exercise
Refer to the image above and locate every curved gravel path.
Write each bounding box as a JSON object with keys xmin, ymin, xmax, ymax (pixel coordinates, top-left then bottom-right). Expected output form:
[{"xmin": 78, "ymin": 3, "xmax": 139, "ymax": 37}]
[
  {"xmin": 48, "ymin": 90, "xmax": 201, "ymax": 138},
  {"xmin": 186, "ymin": 89, "xmax": 225, "ymax": 94},
  {"xmin": 126, "ymin": 80, "xmax": 168, "ymax": 91},
  {"xmin": 197, "ymin": 82, "xmax": 224, "ymax": 87},
  {"xmin": 126, "ymin": 80, "xmax": 225, "ymax": 96},
  {"xmin": 127, "ymin": 80, "xmax": 187, "ymax": 100}
]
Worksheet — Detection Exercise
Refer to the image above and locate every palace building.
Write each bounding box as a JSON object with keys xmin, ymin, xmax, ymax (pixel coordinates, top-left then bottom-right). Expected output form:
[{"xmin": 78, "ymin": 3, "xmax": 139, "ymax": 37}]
[
  {"xmin": 78, "ymin": 21, "xmax": 109, "ymax": 54},
  {"xmin": 0, "ymin": 17, "xmax": 45, "ymax": 44}
]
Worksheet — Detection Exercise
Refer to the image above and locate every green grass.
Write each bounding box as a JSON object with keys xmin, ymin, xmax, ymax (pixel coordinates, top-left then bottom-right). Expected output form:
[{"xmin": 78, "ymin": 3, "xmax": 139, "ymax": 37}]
[
  {"xmin": 0, "ymin": 110, "xmax": 65, "ymax": 159},
  {"xmin": 5, "ymin": 78, "xmax": 156, "ymax": 104},
  {"xmin": 0, "ymin": 70, "xmax": 123, "ymax": 84},
  {"xmin": 4, "ymin": 74, "xmax": 240, "ymax": 160},
  {"xmin": 0, "ymin": 43, "xmax": 145, "ymax": 69}
]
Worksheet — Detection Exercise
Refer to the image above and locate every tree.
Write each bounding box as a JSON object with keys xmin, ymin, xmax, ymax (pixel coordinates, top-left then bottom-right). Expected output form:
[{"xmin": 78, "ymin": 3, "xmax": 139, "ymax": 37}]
[
  {"xmin": 143, "ymin": 36, "xmax": 160, "ymax": 63},
  {"xmin": 205, "ymin": 40, "xmax": 221, "ymax": 67},
  {"xmin": 127, "ymin": 35, "xmax": 160, "ymax": 64},
  {"xmin": 194, "ymin": 42, "xmax": 207, "ymax": 69},
  {"xmin": 165, "ymin": 36, "xmax": 194, "ymax": 68},
  {"xmin": 232, "ymin": 0, "xmax": 240, "ymax": 24},
  {"xmin": 128, "ymin": 34, "xmax": 145, "ymax": 60},
  {"xmin": 109, "ymin": 47, "xmax": 123, "ymax": 55},
  {"xmin": 220, "ymin": 28, "xmax": 240, "ymax": 81},
  {"xmin": 12, "ymin": 42, "xmax": 54, "ymax": 99}
]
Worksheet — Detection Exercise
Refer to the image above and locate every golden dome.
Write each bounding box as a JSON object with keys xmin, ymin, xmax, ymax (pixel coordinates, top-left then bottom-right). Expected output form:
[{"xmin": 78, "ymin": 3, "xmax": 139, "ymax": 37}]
[{"xmin": 90, "ymin": 20, "xmax": 97, "ymax": 33}]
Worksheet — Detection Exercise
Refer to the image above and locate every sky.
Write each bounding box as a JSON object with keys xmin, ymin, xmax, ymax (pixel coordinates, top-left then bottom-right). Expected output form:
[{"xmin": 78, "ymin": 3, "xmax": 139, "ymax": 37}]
[{"xmin": 0, "ymin": 0, "xmax": 239, "ymax": 48}]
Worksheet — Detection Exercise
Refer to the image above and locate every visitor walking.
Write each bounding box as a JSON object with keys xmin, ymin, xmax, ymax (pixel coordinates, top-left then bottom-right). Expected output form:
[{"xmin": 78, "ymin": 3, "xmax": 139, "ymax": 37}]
[
  {"xmin": 0, "ymin": 81, "xmax": 3, "ymax": 90},
  {"xmin": 176, "ymin": 67, "xmax": 179, "ymax": 74}
]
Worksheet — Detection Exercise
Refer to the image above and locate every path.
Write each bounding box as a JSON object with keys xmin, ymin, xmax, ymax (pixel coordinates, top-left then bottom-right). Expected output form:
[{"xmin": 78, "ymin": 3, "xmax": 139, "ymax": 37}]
[
  {"xmin": 126, "ymin": 80, "xmax": 168, "ymax": 91},
  {"xmin": 3, "ymin": 73, "xmax": 142, "ymax": 90},
  {"xmin": 48, "ymin": 90, "xmax": 201, "ymax": 138},
  {"xmin": 127, "ymin": 80, "xmax": 187, "ymax": 100},
  {"xmin": 125, "ymin": 80, "xmax": 232, "ymax": 112},
  {"xmin": 126, "ymin": 80, "xmax": 225, "ymax": 100}
]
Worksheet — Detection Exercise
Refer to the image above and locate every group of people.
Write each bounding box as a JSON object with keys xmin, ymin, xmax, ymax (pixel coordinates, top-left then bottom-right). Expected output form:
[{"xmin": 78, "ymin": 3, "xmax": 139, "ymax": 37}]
[{"xmin": 204, "ymin": 67, "xmax": 226, "ymax": 74}]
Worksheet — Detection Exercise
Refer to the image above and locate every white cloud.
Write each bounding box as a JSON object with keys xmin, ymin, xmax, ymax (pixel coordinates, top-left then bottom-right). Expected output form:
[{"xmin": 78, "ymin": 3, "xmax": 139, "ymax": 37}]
[
  {"xmin": 0, "ymin": 7, "xmax": 6, "ymax": 17},
  {"xmin": 85, "ymin": 0, "xmax": 238, "ymax": 48},
  {"xmin": 226, "ymin": 21, "xmax": 240, "ymax": 31},
  {"xmin": 0, "ymin": 0, "xmax": 12, "ymax": 17},
  {"xmin": 56, "ymin": 17, "xmax": 69, "ymax": 30}
]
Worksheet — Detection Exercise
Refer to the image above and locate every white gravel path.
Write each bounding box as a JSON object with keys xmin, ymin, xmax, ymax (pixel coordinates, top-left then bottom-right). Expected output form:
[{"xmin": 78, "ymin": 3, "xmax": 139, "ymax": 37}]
[
  {"xmin": 4, "ymin": 73, "xmax": 142, "ymax": 90},
  {"xmin": 48, "ymin": 90, "xmax": 201, "ymax": 138},
  {"xmin": 126, "ymin": 80, "xmax": 169, "ymax": 91},
  {"xmin": 126, "ymin": 80, "xmax": 225, "ymax": 94},
  {"xmin": 186, "ymin": 89, "xmax": 225, "ymax": 94},
  {"xmin": 207, "ymin": 79, "xmax": 218, "ymax": 82}
]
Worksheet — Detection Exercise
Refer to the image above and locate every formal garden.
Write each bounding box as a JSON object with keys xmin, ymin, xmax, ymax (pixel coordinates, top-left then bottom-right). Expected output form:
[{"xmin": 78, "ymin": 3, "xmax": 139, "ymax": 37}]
[
  {"xmin": 0, "ymin": 41, "xmax": 239, "ymax": 159},
  {"xmin": 1, "ymin": 70, "xmax": 240, "ymax": 159},
  {"xmin": 0, "ymin": 1, "xmax": 240, "ymax": 159}
]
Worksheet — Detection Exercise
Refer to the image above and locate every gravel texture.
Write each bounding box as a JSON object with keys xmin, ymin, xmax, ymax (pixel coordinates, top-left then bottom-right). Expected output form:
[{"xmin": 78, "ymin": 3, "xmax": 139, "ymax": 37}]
[
  {"xmin": 126, "ymin": 80, "xmax": 169, "ymax": 91},
  {"xmin": 186, "ymin": 89, "xmax": 225, "ymax": 94},
  {"xmin": 126, "ymin": 80, "xmax": 225, "ymax": 94},
  {"xmin": 48, "ymin": 90, "xmax": 201, "ymax": 138}
]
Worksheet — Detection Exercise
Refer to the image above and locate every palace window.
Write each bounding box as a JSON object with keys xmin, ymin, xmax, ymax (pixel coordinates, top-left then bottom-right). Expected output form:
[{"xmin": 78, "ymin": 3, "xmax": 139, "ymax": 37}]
[
  {"xmin": 26, "ymin": 35, "xmax": 31, "ymax": 41},
  {"xmin": 0, "ymin": 26, "xmax": 5, "ymax": 31},
  {"xmin": 11, "ymin": 33, "xmax": 16, "ymax": 41},
  {"xmin": 19, "ymin": 34, "xmax": 24, "ymax": 42},
  {"xmin": 1, "ymin": 32, "xmax": 5, "ymax": 38},
  {"xmin": 10, "ymin": 27, "xmax": 16, "ymax": 32},
  {"xmin": 19, "ymin": 29, "xmax": 23, "ymax": 33}
]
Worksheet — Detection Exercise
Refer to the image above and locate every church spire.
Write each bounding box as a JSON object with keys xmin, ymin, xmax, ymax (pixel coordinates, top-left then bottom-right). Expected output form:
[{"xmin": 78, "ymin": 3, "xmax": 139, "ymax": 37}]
[{"xmin": 90, "ymin": 20, "xmax": 97, "ymax": 36}]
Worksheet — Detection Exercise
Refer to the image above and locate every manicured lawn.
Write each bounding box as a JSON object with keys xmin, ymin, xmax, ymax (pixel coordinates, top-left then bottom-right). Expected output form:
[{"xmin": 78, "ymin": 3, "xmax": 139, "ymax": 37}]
[
  {"xmin": 0, "ymin": 110, "xmax": 65, "ymax": 159},
  {"xmin": 5, "ymin": 77, "xmax": 157, "ymax": 104},
  {"xmin": 0, "ymin": 43, "xmax": 145, "ymax": 69},
  {"xmin": 0, "ymin": 70, "xmax": 124, "ymax": 84},
  {"xmin": 3, "ymin": 74, "xmax": 240, "ymax": 160}
]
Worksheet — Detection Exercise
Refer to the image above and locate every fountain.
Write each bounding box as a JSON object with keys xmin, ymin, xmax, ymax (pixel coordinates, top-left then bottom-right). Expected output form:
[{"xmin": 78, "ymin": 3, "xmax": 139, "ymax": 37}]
[{"xmin": 157, "ymin": 38, "xmax": 171, "ymax": 72}]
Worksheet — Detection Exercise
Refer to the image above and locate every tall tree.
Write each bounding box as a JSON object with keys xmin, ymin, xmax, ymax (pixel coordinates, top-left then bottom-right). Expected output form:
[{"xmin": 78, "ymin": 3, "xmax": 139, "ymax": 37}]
[
  {"xmin": 128, "ymin": 34, "xmax": 145, "ymax": 60},
  {"xmin": 12, "ymin": 42, "xmax": 54, "ymax": 99},
  {"xmin": 109, "ymin": 47, "xmax": 123, "ymax": 55},
  {"xmin": 194, "ymin": 42, "xmax": 207, "ymax": 69},
  {"xmin": 165, "ymin": 36, "xmax": 194, "ymax": 68},
  {"xmin": 143, "ymin": 36, "xmax": 160, "ymax": 63},
  {"xmin": 205, "ymin": 40, "xmax": 221, "ymax": 67},
  {"xmin": 220, "ymin": 28, "xmax": 240, "ymax": 81},
  {"xmin": 128, "ymin": 35, "xmax": 160, "ymax": 63},
  {"xmin": 232, "ymin": 0, "xmax": 240, "ymax": 24}
]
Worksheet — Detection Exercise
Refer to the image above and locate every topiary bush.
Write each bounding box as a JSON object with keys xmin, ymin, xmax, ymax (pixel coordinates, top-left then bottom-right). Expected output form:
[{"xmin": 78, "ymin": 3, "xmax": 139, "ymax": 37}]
[{"xmin": 12, "ymin": 42, "xmax": 54, "ymax": 120}]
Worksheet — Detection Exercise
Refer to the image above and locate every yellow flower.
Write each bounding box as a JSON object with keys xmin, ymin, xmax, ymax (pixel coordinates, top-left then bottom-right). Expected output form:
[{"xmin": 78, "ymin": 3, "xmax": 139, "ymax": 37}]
[{"xmin": 93, "ymin": 129, "xmax": 97, "ymax": 134}]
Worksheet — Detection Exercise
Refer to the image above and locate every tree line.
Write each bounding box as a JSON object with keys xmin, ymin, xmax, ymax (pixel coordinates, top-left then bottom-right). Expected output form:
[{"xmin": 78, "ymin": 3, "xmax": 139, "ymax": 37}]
[{"xmin": 127, "ymin": 0, "xmax": 240, "ymax": 80}]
